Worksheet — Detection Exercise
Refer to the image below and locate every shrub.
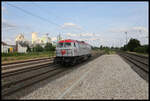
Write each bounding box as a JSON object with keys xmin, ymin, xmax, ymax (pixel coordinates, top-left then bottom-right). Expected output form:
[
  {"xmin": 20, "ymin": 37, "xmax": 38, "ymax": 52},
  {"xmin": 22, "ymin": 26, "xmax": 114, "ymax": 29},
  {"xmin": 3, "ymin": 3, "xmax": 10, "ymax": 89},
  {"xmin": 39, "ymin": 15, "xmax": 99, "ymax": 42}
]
[{"xmin": 134, "ymin": 45, "xmax": 149, "ymax": 53}]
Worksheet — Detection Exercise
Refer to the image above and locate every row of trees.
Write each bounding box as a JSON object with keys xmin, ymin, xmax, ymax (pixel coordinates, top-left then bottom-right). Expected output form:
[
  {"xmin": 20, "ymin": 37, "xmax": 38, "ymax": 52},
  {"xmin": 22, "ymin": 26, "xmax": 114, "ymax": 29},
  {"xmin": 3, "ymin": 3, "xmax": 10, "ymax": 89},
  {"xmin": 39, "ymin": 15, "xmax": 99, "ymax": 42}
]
[
  {"xmin": 96, "ymin": 38, "xmax": 148, "ymax": 54},
  {"xmin": 27, "ymin": 43, "xmax": 56, "ymax": 52},
  {"xmin": 120, "ymin": 38, "xmax": 149, "ymax": 53}
]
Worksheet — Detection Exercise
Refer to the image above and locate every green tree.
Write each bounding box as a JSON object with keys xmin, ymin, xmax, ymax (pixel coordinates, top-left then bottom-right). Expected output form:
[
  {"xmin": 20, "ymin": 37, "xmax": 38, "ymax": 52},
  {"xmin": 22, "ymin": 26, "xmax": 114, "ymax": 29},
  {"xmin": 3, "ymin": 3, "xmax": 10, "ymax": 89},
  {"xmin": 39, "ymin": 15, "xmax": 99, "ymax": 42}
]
[
  {"xmin": 111, "ymin": 46, "xmax": 114, "ymax": 49},
  {"xmin": 143, "ymin": 45, "xmax": 149, "ymax": 53},
  {"xmin": 122, "ymin": 44, "xmax": 128, "ymax": 51},
  {"xmin": 27, "ymin": 45, "xmax": 31, "ymax": 52},
  {"xmin": 134, "ymin": 45, "xmax": 149, "ymax": 53},
  {"xmin": 126, "ymin": 38, "xmax": 141, "ymax": 52},
  {"xmin": 44, "ymin": 43, "xmax": 56, "ymax": 51},
  {"xmin": 100, "ymin": 45, "xmax": 103, "ymax": 50},
  {"xmin": 33, "ymin": 44, "xmax": 44, "ymax": 52}
]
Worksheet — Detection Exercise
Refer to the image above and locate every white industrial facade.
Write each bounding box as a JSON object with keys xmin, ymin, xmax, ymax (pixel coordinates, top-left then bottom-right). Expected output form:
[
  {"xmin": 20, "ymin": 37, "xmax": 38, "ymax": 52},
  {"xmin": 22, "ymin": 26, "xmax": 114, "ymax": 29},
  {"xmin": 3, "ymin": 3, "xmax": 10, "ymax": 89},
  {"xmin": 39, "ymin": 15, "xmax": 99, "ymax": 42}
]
[
  {"xmin": 17, "ymin": 44, "xmax": 27, "ymax": 53},
  {"xmin": 1, "ymin": 44, "xmax": 12, "ymax": 53},
  {"xmin": 1, "ymin": 41, "xmax": 28, "ymax": 53}
]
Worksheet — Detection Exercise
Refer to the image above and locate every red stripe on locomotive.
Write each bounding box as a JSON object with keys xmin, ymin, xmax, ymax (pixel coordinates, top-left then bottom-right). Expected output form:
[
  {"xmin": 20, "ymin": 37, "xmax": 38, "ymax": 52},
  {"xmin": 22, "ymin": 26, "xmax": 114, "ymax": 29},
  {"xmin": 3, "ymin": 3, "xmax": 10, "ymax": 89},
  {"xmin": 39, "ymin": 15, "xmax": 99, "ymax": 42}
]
[
  {"xmin": 58, "ymin": 39, "xmax": 89, "ymax": 45},
  {"xmin": 59, "ymin": 39, "xmax": 76, "ymax": 43}
]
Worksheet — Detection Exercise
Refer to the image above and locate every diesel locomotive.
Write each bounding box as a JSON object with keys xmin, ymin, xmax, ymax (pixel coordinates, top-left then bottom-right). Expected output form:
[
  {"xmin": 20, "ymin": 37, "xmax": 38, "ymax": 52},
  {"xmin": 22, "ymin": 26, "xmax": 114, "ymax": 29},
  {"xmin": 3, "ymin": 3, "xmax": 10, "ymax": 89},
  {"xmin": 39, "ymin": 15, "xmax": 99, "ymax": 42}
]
[{"xmin": 54, "ymin": 39, "xmax": 92, "ymax": 65}]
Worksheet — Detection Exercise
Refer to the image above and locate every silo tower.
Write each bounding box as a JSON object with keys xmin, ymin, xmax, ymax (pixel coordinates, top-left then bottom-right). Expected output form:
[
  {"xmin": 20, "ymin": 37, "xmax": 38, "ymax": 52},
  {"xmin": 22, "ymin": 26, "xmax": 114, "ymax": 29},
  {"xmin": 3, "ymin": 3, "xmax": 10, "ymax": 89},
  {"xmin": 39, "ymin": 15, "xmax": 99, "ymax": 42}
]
[
  {"xmin": 32, "ymin": 32, "xmax": 38, "ymax": 44},
  {"xmin": 15, "ymin": 34, "xmax": 25, "ymax": 42}
]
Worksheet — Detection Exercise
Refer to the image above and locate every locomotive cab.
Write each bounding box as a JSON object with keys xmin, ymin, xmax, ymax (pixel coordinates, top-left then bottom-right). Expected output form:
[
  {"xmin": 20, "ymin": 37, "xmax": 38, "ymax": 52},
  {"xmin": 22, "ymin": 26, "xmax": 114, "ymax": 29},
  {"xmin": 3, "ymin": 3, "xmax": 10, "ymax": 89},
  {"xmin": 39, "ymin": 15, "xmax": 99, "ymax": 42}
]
[{"xmin": 56, "ymin": 41, "xmax": 78, "ymax": 57}]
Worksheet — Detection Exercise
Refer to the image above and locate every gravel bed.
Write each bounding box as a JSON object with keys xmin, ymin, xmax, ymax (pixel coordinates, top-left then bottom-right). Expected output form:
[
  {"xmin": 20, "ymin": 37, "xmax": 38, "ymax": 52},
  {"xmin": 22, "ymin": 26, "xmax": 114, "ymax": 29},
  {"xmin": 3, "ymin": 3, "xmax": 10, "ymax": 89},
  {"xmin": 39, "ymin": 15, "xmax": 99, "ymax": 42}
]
[
  {"xmin": 3, "ymin": 54, "xmax": 148, "ymax": 99},
  {"xmin": 62, "ymin": 54, "xmax": 148, "ymax": 99}
]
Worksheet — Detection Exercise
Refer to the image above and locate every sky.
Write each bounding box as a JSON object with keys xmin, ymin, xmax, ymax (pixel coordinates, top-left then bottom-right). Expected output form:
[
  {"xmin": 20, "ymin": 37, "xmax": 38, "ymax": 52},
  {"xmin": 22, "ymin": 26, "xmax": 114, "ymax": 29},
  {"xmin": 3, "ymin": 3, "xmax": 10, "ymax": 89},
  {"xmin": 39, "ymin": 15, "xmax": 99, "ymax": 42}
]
[{"xmin": 2, "ymin": 1, "xmax": 149, "ymax": 47}]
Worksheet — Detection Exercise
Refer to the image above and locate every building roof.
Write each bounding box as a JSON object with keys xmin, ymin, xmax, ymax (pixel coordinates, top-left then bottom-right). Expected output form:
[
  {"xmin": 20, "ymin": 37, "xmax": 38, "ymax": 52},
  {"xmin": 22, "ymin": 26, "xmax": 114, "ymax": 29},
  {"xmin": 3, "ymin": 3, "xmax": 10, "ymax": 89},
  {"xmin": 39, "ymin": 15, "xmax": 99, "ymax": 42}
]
[
  {"xmin": 1, "ymin": 41, "xmax": 7, "ymax": 45},
  {"xmin": 2, "ymin": 41, "xmax": 17, "ymax": 48},
  {"xmin": 18, "ymin": 43, "xmax": 28, "ymax": 47},
  {"xmin": 10, "ymin": 45, "xmax": 16, "ymax": 48}
]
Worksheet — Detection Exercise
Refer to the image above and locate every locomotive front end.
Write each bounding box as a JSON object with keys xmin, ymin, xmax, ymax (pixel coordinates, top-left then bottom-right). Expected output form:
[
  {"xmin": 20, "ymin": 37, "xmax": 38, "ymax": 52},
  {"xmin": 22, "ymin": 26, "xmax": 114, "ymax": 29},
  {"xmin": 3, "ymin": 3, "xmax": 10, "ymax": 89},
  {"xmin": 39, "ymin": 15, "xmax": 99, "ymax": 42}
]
[{"xmin": 54, "ymin": 39, "xmax": 76, "ymax": 65}]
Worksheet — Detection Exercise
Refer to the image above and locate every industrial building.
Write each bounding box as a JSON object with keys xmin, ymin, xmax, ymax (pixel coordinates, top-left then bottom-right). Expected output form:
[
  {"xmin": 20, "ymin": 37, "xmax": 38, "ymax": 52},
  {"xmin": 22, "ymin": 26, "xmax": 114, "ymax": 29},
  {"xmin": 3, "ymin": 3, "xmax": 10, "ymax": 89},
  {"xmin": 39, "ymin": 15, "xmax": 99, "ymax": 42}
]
[
  {"xmin": 32, "ymin": 32, "xmax": 51, "ymax": 45},
  {"xmin": 1, "ymin": 42, "xmax": 16, "ymax": 53}
]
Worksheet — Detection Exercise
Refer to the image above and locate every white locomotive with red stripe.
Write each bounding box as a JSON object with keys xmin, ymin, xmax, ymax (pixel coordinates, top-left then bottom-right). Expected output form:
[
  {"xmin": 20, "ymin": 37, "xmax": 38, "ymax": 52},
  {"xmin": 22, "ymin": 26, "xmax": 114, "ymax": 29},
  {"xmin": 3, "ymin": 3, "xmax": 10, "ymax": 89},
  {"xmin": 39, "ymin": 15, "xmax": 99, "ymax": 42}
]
[{"xmin": 54, "ymin": 39, "xmax": 92, "ymax": 65}]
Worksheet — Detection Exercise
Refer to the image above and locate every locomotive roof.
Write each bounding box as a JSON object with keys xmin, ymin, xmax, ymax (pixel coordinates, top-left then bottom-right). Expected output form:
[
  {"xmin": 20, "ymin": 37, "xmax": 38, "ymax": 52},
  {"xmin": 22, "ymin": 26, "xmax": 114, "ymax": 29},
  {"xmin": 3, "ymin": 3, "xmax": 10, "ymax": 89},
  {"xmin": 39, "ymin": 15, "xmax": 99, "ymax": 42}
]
[{"xmin": 58, "ymin": 39, "xmax": 89, "ymax": 45}]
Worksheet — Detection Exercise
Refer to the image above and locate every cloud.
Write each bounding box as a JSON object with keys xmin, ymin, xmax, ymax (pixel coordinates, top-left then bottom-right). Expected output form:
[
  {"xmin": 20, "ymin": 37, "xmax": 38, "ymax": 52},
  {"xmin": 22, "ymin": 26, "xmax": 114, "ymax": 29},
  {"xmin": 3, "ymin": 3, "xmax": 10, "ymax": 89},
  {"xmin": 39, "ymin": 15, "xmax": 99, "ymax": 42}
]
[
  {"xmin": 2, "ymin": 6, "xmax": 8, "ymax": 14},
  {"xmin": 63, "ymin": 23, "xmax": 76, "ymax": 27},
  {"xmin": 61, "ymin": 22, "xmax": 82, "ymax": 30},
  {"xmin": 66, "ymin": 32, "xmax": 98, "ymax": 37},
  {"xmin": 109, "ymin": 26, "xmax": 148, "ymax": 46},
  {"xmin": 132, "ymin": 27, "xmax": 148, "ymax": 33},
  {"xmin": 2, "ymin": 7, "xmax": 5, "ymax": 11},
  {"xmin": 109, "ymin": 26, "xmax": 148, "ymax": 34},
  {"xmin": 66, "ymin": 33, "xmax": 78, "ymax": 37},
  {"xmin": 80, "ymin": 33, "xmax": 94, "ymax": 37},
  {"xmin": 2, "ymin": 20, "xmax": 17, "ymax": 30},
  {"xmin": 2, "ymin": 22, "xmax": 16, "ymax": 28},
  {"xmin": 4, "ymin": 38, "xmax": 15, "ymax": 45},
  {"xmin": 51, "ymin": 37, "xmax": 57, "ymax": 41},
  {"xmin": 109, "ymin": 28, "xmax": 127, "ymax": 33},
  {"xmin": 2, "ymin": 6, "xmax": 6, "ymax": 12}
]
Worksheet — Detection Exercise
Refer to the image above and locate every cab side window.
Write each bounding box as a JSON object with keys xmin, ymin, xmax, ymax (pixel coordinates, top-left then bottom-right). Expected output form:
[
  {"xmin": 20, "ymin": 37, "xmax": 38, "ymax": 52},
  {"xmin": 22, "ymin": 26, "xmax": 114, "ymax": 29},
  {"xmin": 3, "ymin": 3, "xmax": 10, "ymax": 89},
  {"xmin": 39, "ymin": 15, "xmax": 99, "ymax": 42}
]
[{"xmin": 74, "ymin": 42, "xmax": 76, "ymax": 47}]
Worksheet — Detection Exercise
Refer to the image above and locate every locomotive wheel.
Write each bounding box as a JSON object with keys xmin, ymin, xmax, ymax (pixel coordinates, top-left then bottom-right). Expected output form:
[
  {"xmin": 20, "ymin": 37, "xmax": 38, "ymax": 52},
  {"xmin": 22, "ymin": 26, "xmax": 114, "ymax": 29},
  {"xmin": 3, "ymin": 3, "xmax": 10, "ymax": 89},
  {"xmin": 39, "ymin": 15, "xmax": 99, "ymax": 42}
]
[
  {"xmin": 53, "ymin": 58, "xmax": 57, "ymax": 64},
  {"xmin": 71, "ymin": 58, "xmax": 77, "ymax": 66},
  {"xmin": 76, "ymin": 57, "xmax": 80, "ymax": 64},
  {"xmin": 61, "ymin": 61, "xmax": 69, "ymax": 67}
]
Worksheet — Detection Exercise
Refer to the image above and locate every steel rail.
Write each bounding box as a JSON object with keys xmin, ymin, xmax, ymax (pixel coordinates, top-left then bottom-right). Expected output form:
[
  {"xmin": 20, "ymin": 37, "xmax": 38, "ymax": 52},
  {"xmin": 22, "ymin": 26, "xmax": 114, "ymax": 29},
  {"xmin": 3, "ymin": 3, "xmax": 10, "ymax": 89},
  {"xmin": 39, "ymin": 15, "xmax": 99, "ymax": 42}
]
[
  {"xmin": 117, "ymin": 52, "xmax": 149, "ymax": 73},
  {"xmin": 2, "ymin": 64, "xmax": 62, "ymax": 96},
  {"xmin": 2, "ymin": 58, "xmax": 53, "ymax": 70},
  {"xmin": 2, "ymin": 57, "xmax": 55, "ymax": 66}
]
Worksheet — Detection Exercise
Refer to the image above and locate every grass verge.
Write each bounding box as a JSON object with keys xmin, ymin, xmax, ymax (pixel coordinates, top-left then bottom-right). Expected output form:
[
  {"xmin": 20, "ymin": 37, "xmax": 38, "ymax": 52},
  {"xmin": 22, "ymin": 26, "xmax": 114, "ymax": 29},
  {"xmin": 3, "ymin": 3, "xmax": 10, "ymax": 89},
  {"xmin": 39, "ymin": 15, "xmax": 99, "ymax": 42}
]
[{"xmin": 2, "ymin": 51, "xmax": 55, "ymax": 64}]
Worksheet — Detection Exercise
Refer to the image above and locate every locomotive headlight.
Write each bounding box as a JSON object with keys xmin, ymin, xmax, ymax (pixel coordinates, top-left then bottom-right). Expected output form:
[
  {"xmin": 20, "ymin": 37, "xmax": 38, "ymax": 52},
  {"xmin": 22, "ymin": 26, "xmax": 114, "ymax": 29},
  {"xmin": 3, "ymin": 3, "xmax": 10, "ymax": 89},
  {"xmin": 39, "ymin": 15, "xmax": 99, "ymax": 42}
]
[{"xmin": 56, "ymin": 50, "xmax": 58, "ymax": 54}]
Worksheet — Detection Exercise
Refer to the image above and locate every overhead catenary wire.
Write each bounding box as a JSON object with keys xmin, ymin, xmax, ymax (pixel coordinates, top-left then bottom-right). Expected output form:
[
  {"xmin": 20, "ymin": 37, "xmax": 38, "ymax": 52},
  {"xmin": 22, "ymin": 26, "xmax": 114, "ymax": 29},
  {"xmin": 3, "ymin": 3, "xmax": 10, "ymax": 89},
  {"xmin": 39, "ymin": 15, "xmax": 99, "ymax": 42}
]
[
  {"xmin": 31, "ymin": 2, "xmax": 100, "ymax": 46},
  {"xmin": 31, "ymin": 2, "xmax": 89, "ymax": 33},
  {"xmin": 31, "ymin": 2, "xmax": 74, "ymax": 23},
  {"xmin": 6, "ymin": 2, "xmax": 98, "ymax": 46},
  {"xmin": 7, "ymin": 3, "xmax": 62, "ymax": 27},
  {"xmin": 32, "ymin": 2, "xmax": 95, "ymax": 35}
]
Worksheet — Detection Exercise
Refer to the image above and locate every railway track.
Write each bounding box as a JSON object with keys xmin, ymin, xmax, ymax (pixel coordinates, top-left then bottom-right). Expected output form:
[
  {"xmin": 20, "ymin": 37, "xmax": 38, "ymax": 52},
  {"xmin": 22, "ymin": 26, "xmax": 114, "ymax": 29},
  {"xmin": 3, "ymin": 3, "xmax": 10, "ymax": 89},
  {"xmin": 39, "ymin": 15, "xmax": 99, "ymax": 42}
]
[
  {"xmin": 2, "ymin": 52, "xmax": 104, "ymax": 98},
  {"xmin": 2, "ymin": 64, "xmax": 65, "ymax": 97},
  {"xmin": 2, "ymin": 57, "xmax": 55, "ymax": 65},
  {"xmin": 117, "ymin": 51, "xmax": 149, "ymax": 82},
  {"xmin": 2, "ymin": 57, "xmax": 54, "ymax": 70},
  {"xmin": 1, "ymin": 57, "xmax": 58, "ymax": 97}
]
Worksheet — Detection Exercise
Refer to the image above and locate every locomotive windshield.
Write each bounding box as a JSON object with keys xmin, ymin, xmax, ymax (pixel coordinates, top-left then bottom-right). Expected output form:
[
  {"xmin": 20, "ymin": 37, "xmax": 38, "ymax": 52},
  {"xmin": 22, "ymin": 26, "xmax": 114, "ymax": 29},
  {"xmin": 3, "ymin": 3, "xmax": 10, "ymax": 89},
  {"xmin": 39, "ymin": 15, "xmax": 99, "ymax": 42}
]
[
  {"xmin": 64, "ymin": 43, "xmax": 71, "ymax": 47},
  {"xmin": 57, "ymin": 43, "xmax": 63, "ymax": 48},
  {"xmin": 57, "ymin": 42, "xmax": 72, "ymax": 48}
]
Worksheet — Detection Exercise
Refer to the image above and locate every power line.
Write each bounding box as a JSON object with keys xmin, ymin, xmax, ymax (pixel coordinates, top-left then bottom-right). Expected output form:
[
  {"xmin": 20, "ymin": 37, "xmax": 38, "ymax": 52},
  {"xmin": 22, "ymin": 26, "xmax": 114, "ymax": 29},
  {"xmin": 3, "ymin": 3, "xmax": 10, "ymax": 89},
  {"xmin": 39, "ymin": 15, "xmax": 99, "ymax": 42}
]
[
  {"xmin": 31, "ymin": 2, "xmax": 71, "ymax": 22},
  {"xmin": 7, "ymin": 3, "xmax": 62, "ymax": 27},
  {"xmin": 6, "ymin": 2, "xmax": 96, "ymax": 44},
  {"xmin": 31, "ymin": 2, "xmax": 89, "ymax": 33}
]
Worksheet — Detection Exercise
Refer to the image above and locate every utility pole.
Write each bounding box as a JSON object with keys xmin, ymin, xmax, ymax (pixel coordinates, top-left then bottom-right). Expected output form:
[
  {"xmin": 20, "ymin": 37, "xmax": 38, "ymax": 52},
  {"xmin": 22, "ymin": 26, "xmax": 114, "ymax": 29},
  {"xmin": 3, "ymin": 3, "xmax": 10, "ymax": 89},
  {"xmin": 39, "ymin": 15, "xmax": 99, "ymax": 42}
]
[
  {"xmin": 46, "ymin": 33, "xmax": 49, "ymax": 43},
  {"xmin": 125, "ymin": 32, "xmax": 127, "ymax": 45},
  {"xmin": 46, "ymin": 33, "xmax": 49, "ymax": 36}
]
